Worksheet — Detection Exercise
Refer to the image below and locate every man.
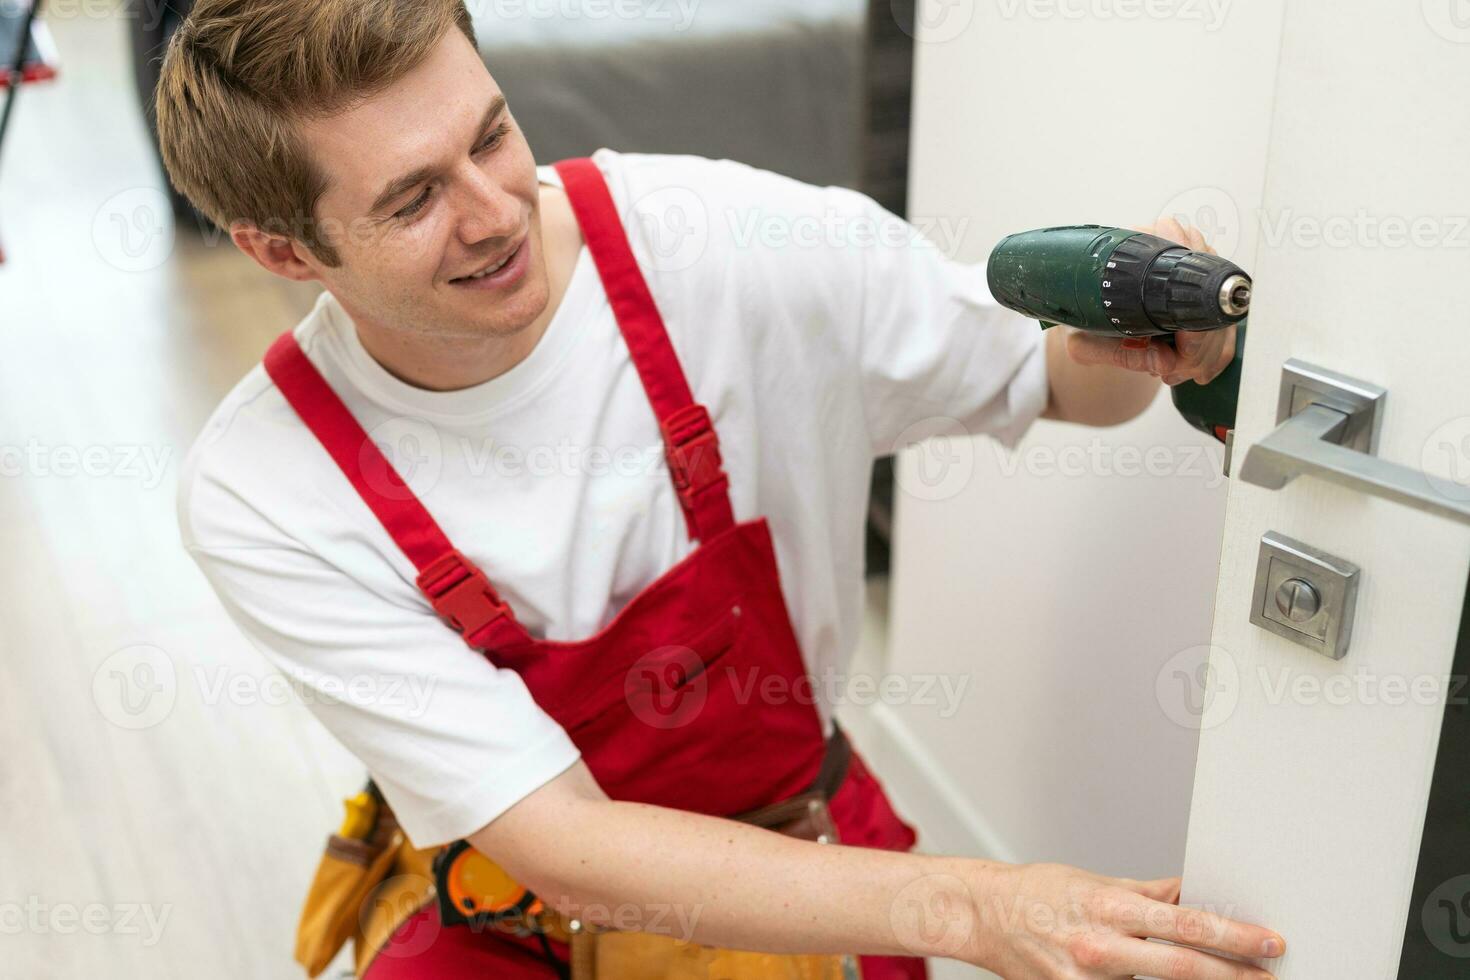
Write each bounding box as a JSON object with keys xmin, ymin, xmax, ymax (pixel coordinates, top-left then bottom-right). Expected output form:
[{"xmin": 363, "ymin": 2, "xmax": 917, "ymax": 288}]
[{"xmin": 157, "ymin": 1, "xmax": 1282, "ymax": 977}]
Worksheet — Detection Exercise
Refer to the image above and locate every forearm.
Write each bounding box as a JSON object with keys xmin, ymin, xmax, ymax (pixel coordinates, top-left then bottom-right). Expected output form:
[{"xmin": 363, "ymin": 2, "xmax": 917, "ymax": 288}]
[
  {"xmin": 477, "ymin": 793, "xmax": 994, "ymax": 961},
  {"xmin": 469, "ymin": 765, "xmax": 1287, "ymax": 976},
  {"xmin": 1042, "ymin": 325, "xmax": 1161, "ymax": 426}
]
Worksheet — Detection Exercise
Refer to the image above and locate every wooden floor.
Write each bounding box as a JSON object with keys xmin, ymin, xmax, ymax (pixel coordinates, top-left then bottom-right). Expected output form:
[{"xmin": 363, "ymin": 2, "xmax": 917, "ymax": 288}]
[
  {"xmin": 0, "ymin": 7, "xmax": 921, "ymax": 980},
  {"xmin": 0, "ymin": 7, "xmax": 365, "ymax": 977}
]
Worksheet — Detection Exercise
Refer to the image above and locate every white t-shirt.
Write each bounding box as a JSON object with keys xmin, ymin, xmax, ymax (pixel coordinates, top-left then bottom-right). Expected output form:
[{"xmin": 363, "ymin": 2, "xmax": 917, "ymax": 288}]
[{"xmin": 179, "ymin": 149, "xmax": 1049, "ymax": 848}]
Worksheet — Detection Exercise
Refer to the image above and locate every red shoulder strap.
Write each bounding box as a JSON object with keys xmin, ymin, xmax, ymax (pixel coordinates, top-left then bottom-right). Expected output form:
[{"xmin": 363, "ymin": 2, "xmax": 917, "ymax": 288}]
[
  {"xmin": 263, "ymin": 333, "xmax": 531, "ymax": 653},
  {"xmin": 554, "ymin": 156, "xmax": 735, "ymax": 542},
  {"xmin": 258, "ymin": 157, "xmax": 735, "ymax": 651}
]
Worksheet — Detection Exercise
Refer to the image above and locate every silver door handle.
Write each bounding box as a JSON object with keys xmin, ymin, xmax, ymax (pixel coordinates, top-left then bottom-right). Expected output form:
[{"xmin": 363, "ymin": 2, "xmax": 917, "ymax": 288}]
[{"xmin": 1238, "ymin": 360, "xmax": 1470, "ymax": 526}]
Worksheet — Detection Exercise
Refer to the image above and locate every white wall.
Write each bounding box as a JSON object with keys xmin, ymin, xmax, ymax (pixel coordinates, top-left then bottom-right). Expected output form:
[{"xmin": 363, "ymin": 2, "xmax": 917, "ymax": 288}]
[{"xmin": 875, "ymin": 0, "xmax": 1286, "ymax": 883}]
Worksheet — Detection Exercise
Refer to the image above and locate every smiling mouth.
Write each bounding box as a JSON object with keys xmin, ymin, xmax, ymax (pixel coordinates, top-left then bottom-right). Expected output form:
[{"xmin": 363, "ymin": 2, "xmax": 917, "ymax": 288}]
[{"xmin": 451, "ymin": 237, "xmax": 526, "ymax": 282}]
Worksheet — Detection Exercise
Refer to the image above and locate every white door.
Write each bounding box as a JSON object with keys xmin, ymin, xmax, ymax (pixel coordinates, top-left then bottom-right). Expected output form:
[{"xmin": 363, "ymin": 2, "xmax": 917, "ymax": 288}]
[{"xmin": 1179, "ymin": 2, "xmax": 1470, "ymax": 976}]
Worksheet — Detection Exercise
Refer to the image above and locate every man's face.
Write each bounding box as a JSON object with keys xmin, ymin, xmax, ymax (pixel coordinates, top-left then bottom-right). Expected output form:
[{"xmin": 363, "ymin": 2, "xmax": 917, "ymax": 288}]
[{"xmin": 295, "ymin": 30, "xmax": 547, "ymax": 346}]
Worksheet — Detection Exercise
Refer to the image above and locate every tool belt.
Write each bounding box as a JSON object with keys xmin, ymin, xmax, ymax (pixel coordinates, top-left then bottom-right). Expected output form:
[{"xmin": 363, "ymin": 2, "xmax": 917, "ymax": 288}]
[{"xmin": 294, "ymin": 724, "xmax": 858, "ymax": 979}]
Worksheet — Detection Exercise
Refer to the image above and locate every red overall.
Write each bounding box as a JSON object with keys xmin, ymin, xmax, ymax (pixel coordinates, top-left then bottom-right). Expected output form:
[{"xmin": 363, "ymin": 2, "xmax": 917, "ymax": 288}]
[{"xmin": 263, "ymin": 157, "xmax": 927, "ymax": 979}]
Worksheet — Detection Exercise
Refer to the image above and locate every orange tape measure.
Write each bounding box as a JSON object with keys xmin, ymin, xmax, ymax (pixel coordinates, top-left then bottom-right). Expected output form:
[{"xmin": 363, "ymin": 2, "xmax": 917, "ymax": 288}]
[{"xmin": 432, "ymin": 839, "xmax": 545, "ymax": 933}]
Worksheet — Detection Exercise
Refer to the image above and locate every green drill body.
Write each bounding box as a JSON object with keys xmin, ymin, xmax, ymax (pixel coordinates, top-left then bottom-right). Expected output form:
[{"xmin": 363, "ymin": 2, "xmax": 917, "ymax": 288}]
[{"xmin": 987, "ymin": 225, "xmax": 1250, "ymax": 442}]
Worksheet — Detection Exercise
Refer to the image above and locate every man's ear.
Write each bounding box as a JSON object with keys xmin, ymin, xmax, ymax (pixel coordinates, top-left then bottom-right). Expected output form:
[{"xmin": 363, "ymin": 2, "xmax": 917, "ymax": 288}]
[{"xmin": 230, "ymin": 222, "xmax": 322, "ymax": 283}]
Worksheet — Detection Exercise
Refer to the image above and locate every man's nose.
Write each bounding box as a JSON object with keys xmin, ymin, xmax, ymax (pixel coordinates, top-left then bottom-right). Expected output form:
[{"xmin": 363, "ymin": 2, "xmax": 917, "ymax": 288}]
[{"xmin": 453, "ymin": 163, "xmax": 522, "ymax": 246}]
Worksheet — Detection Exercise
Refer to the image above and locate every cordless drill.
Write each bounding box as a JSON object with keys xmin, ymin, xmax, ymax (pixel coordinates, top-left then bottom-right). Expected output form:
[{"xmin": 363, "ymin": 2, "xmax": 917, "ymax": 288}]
[{"xmin": 987, "ymin": 225, "xmax": 1250, "ymax": 442}]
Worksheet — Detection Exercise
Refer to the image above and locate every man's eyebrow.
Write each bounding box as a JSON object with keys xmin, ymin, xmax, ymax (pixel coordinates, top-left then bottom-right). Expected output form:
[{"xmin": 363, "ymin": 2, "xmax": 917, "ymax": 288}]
[{"xmin": 368, "ymin": 95, "xmax": 509, "ymax": 215}]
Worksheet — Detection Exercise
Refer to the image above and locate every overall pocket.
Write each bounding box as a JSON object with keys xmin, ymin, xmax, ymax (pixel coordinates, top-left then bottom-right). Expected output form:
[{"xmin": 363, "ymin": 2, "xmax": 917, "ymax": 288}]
[{"xmin": 562, "ymin": 604, "xmax": 742, "ymax": 740}]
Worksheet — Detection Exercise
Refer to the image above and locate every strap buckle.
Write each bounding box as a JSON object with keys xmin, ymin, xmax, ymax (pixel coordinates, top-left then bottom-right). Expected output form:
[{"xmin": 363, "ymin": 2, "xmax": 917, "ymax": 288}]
[
  {"xmin": 660, "ymin": 404, "xmax": 728, "ymax": 505},
  {"xmin": 416, "ymin": 550, "xmax": 513, "ymax": 641}
]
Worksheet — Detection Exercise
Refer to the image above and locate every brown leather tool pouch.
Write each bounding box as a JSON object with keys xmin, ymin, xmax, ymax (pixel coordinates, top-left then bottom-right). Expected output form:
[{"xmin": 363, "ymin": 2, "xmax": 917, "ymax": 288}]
[
  {"xmin": 299, "ymin": 726, "xmax": 861, "ymax": 979},
  {"xmin": 294, "ymin": 804, "xmax": 406, "ymax": 977}
]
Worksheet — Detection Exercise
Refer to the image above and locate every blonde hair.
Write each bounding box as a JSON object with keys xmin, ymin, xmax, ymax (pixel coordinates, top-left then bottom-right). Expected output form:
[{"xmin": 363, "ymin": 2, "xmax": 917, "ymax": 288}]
[{"xmin": 155, "ymin": 0, "xmax": 477, "ymax": 266}]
